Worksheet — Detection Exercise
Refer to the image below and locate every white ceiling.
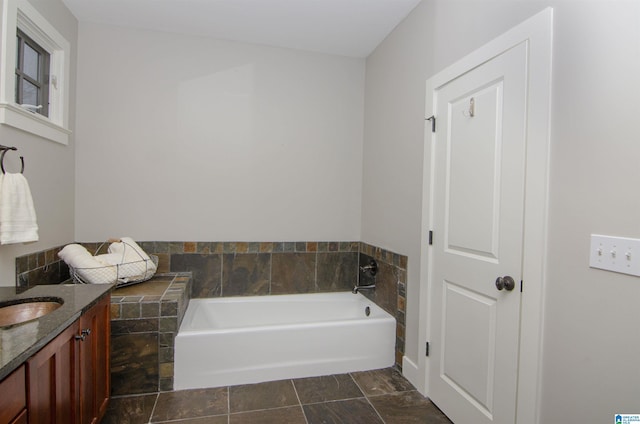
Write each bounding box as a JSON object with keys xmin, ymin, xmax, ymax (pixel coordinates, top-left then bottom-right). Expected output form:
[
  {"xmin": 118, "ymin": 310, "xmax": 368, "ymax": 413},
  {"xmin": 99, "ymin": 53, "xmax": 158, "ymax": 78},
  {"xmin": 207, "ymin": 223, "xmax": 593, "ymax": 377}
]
[{"xmin": 61, "ymin": 0, "xmax": 422, "ymax": 58}]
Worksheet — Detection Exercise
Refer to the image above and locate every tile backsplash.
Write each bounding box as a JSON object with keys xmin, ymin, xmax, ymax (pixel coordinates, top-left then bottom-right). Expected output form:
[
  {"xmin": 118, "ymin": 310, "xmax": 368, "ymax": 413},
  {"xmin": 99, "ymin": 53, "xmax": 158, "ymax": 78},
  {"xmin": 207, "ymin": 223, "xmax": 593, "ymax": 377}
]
[
  {"xmin": 15, "ymin": 245, "xmax": 69, "ymax": 291},
  {"xmin": 157, "ymin": 242, "xmax": 360, "ymax": 298},
  {"xmin": 15, "ymin": 240, "xmax": 408, "ymax": 368}
]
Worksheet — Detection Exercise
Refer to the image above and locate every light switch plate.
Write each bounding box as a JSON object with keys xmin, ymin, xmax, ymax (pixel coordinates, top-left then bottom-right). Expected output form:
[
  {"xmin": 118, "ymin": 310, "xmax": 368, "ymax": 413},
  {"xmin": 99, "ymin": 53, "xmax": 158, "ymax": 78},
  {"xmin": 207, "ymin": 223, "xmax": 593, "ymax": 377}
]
[{"xmin": 589, "ymin": 234, "xmax": 640, "ymax": 277}]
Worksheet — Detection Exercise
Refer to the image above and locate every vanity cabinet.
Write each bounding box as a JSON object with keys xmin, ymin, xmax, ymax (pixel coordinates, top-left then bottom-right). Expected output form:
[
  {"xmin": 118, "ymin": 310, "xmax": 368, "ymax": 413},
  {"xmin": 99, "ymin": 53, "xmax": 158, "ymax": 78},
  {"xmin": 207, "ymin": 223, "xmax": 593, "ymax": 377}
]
[
  {"xmin": 27, "ymin": 321, "xmax": 78, "ymax": 423},
  {"xmin": 0, "ymin": 294, "xmax": 111, "ymax": 424},
  {"xmin": 0, "ymin": 365, "xmax": 27, "ymax": 424},
  {"xmin": 78, "ymin": 295, "xmax": 110, "ymax": 424}
]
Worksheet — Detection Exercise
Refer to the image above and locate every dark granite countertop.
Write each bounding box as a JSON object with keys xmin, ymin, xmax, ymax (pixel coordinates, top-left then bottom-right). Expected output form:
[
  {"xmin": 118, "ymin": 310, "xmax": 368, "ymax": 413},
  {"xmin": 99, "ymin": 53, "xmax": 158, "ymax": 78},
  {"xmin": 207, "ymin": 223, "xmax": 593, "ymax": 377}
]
[{"xmin": 0, "ymin": 283, "xmax": 115, "ymax": 381}]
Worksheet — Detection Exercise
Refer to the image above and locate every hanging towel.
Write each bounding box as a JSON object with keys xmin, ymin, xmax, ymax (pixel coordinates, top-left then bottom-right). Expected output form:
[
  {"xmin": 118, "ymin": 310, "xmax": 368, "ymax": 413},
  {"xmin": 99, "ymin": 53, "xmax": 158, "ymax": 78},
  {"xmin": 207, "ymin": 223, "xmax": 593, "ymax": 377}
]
[{"xmin": 0, "ymin": 173, "xmax": 38, "ymax": 245}]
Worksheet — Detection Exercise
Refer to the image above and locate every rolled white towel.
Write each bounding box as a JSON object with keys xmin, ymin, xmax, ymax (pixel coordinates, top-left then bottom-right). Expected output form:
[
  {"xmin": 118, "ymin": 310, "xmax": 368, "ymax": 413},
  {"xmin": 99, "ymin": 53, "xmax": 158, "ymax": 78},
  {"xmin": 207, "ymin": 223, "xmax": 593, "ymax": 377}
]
[
  {"xmin": 58, "ymin": 244, "xmax": 101, "ymax": 268},
  {"xmin": 107, "ymin": 237, "xmax": 156, "ymax": 281},
  {"xmin": 94, "ymin": 253, "xmax": 123, "ymax": 266},
  {"xmin": 108, "ymin": 237, "xmax": 152, "ymax": 262},
  {"xmin": 58, "ymin": 244, "xmax": 117, "ymax": 284},
  {"xmin": 94, "ymin": 252, "xmax": 145, "ymax": 281}
]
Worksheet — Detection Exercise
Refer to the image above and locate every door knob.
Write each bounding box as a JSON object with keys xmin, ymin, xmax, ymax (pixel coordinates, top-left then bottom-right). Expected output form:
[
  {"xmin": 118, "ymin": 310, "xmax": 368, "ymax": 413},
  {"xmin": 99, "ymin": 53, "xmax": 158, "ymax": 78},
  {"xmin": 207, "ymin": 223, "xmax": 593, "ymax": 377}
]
[{"xmin": 495, "ymin": 276, "xmax": 516, "ymax": 291}]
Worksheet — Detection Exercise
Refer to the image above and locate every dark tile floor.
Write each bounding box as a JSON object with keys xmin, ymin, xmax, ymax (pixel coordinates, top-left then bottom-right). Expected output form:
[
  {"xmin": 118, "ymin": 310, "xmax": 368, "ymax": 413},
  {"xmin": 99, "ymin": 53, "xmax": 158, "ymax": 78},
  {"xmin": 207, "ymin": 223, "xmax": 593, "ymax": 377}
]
[{"xmin": 102, "ymin": 367, "xmax": 452, "ymax": 424}]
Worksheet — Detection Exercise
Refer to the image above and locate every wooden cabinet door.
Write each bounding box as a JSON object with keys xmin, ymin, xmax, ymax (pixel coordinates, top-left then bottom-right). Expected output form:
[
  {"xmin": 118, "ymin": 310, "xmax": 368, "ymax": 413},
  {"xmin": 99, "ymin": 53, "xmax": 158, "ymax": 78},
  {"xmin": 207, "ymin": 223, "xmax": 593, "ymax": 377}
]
[
  {"xmin": 78, "ymin": 295, "xmax": 110, "ymax": 424},
  {"xmin": 9, "ymin": 409, "xmax": 27, "ymax": 424},
  {"xmin": 27, "ymin": 321, "xmax": 79, "ymax": 424},
  {"xmin": 0, "ymin": 365, "xmax": 26, "ymax": 424}
]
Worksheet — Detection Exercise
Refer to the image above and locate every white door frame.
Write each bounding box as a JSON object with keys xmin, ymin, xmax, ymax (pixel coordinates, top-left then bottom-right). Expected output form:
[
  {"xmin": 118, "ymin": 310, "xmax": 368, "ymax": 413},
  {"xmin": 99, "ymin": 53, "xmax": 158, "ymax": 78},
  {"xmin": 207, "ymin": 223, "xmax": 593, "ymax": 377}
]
[{"xmin": 417, "ymin": 8, "xmax": 552, "ymax": 424}]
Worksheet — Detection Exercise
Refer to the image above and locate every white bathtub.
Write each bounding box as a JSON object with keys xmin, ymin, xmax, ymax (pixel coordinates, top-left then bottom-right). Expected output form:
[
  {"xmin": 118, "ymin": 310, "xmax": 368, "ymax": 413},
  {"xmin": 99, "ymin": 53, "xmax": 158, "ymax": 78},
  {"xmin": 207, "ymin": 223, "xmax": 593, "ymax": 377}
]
[{"xmin": 174, "ymin": 292, "xmax": 396, "ymax": 389}]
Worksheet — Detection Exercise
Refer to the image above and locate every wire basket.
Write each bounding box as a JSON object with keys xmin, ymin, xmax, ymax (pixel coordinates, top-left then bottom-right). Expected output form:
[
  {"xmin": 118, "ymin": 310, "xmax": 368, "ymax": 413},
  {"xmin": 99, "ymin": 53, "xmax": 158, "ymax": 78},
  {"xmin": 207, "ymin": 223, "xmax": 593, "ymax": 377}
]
[{"xmin": 69, "ymin": 240, "xmax": 158, "ymax": 288}]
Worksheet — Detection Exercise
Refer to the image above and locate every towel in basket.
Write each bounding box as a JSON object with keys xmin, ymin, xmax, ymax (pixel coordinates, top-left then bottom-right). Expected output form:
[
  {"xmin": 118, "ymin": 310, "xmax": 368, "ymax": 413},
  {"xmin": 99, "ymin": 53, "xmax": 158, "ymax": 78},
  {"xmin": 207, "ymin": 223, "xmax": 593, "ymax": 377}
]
[{"xmin": 59, "ymin": 237, "xmax": 157, "ymax": 286}]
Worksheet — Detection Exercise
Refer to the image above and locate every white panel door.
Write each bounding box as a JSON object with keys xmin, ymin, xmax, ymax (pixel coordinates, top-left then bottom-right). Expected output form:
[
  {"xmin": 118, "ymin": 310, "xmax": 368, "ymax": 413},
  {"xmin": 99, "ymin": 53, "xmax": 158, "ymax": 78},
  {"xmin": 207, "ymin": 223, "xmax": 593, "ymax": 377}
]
[{"xmin": 427, "ymin": 42, "xmax": 528, "ymax": 424}]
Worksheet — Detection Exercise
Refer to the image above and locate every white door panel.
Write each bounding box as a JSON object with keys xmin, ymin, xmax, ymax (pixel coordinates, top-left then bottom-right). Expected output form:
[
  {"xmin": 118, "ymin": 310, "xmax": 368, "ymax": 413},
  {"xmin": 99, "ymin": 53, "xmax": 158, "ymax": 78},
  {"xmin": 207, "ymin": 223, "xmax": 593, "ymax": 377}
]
[
  {"xmin": 441, "ymin": 281, "xmax": 497, "ymax": 415},
  {"xmin": 447, "ymin": 81, "xmax": 503, "ymax": 261},
  {"xmin": 427, "ymin": 42, "xmax": 528, "ymax": 424}
]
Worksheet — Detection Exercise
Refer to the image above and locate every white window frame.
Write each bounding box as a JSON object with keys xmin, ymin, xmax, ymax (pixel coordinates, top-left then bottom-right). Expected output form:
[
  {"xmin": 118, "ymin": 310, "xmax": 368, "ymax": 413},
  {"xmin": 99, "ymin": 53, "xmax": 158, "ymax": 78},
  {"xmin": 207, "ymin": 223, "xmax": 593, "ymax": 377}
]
[{"xmin": 0, "ymin": 0, "xmax": 71, "ymax": 144}]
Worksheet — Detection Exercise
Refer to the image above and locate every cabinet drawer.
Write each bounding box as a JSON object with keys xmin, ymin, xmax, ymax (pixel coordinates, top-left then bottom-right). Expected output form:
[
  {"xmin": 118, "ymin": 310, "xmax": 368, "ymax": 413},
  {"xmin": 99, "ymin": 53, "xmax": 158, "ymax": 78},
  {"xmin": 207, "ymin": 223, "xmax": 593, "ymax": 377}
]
[{"xmin": 0, "ymin": 365, "xmax": 26, "ymax": 424}]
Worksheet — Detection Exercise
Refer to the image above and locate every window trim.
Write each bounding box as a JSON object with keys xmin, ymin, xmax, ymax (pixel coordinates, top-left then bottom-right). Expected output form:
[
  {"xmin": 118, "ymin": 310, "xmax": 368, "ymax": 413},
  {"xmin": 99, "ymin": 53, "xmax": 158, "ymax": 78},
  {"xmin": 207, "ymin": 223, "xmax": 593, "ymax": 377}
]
[{"xmin": 0, "ymin": 0, "xmax": 71, "ymax": 144}]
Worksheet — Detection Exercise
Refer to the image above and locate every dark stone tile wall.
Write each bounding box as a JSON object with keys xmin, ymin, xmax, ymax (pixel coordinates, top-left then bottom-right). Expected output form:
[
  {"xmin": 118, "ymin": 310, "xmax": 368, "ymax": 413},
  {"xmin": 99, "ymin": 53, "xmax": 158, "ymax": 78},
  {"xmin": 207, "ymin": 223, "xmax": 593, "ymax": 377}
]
[
  {"xmin": 272, "ymin": 253, "xmax": 316, "ymax": 294},
  {"xmin": 359, "ymin": 243, "xmax": 408, "ymax": 369},
  {"xmin": 222, "ymin": 253, "xmax": 271, "ymax": 296},
  {"xmin": 170, "ymin": 253, "xmax": 222, "ymax": 298},
  {"xmin": 15, "ymin": 245, "xmax": 69, "ymax": 292},
  {"xmin": 135, "ymin": 241, "xmax": 361, "ymax": 299},
  {"xmin": 317, "ymin": 252, "xmax": 359, "ymax": 292},
  {"xmin": 109, "ymin": 273, "xmax": 191, "ymax": 395}
]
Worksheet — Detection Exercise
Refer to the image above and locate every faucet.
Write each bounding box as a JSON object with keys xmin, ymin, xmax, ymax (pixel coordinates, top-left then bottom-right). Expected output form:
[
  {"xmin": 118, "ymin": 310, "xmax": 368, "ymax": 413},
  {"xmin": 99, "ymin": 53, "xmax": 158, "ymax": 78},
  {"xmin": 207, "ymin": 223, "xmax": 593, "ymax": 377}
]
[
  {"xmin": 352, "ymin": 284, "xmax": 375, "ymax": 294},
  {"xmin": 353, "ymin": 259, "xmax": 378, "ymax": 293},
  {"xmin": 359, "ymin": 259, "xmax": 378, "ymax": 276}
]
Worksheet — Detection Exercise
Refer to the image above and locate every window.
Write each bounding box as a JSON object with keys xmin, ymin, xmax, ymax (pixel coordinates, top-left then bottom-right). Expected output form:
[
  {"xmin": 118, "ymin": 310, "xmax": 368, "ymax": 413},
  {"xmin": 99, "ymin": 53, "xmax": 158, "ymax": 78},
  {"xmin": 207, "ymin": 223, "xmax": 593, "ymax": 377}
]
[
  {"xmin": 0, "ymin": 0, "xmax": 71, "ymax": 144},
  {"xmin": 15, "ymin": 28, "xmax": 50, "ymax": 117}
]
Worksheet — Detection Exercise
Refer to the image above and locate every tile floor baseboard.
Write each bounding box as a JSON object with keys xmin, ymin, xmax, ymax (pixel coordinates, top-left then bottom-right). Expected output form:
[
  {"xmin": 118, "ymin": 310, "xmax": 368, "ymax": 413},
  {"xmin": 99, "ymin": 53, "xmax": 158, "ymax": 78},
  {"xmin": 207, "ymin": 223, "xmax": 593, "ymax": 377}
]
[{"xmin": 102, "ymin": 367, "xmax": 452, "ymax": 424}]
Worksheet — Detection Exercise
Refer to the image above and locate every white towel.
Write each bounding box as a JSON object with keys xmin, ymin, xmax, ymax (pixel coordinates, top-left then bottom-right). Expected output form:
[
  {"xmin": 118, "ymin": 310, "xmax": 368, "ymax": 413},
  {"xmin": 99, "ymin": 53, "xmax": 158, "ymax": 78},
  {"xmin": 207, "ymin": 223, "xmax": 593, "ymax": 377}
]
[
  {"xmin": 58, "ymin": 244, "xmax": 97, "ymax": 267},
  {"xmin": 58, "ymin": 244, "xmax": 117, "ymax": 284},
  {"xmin": 108, "ymin": 237, "xmax": 152, "ymax": 262},
  {"xmin": 94, "ymin": 253, "xmax": 123, "ymax": 266},
  {"xmin": 107, "ymin": 237, "xmax": 156, "ymax": 281},
  {"xmin": 0, "ymin": 173, "xmax": 39, "ymax": 245}
]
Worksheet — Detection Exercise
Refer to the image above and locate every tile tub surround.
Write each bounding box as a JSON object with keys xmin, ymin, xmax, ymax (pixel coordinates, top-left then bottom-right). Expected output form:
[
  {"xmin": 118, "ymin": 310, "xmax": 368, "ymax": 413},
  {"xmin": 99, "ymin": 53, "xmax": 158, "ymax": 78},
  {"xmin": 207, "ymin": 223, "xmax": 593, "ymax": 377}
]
[
  {"xmin": 16, "ymin": 241, "xmax": 408, "ymax": 368},
  {"xmin": 110, "ymin": 273, "xmax": 191, "ymax": 395},
  {"xmin": 137, "ymin": 241, "xmax": 361, "ymax": 298},
  {"xmin": 102, "ymin": 367, "xmax": 452, "ymax": 424},
  {"xmin": 360, "ymin": 242, "xmax": 408, "ymax": 369}
]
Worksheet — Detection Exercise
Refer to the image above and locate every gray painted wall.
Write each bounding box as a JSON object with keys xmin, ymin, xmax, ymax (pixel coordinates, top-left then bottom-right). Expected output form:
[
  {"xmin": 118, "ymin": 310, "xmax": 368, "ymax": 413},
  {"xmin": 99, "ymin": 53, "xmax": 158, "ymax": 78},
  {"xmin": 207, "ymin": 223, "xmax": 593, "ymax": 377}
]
[
  {"xmin": 0, "ymin": 0, "xmax": 77, "ymax": 286},
  {"xmin": 74, "ymin": 23, "xmax": 365, "ymax": 244},
  {"xmin": 362, "ymin": 1, "xmax": 640, "ymax": 421}
]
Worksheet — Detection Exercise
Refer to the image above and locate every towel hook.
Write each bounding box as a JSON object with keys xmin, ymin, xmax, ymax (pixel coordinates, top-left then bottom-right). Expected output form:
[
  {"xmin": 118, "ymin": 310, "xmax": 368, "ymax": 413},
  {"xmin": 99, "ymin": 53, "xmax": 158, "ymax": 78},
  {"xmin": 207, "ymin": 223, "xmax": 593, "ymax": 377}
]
[
  {"xmin": 462, "ymin": 97, "xmax": 475, "ymax": 118},
  {"xmin": 0, "ymin": 146, "xmax": 25, "ymax": 174}
]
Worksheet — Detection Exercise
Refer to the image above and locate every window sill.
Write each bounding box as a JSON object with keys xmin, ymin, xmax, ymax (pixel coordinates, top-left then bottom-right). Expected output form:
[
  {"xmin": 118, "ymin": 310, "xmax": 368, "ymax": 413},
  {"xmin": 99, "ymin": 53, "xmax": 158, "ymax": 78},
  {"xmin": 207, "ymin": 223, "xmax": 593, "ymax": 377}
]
[{"xmin": 0, "ymin": 103, "xmax": 70, "ymax": 145}]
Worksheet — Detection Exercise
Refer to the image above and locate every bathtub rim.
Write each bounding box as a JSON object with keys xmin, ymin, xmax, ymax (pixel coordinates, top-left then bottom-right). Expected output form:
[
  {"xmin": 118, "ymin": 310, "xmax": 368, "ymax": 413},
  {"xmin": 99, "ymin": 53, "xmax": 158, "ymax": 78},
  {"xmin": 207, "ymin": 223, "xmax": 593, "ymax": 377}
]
[{"xmin": 178, "ymin": 291, "xmax": 394, "ymax": 334}]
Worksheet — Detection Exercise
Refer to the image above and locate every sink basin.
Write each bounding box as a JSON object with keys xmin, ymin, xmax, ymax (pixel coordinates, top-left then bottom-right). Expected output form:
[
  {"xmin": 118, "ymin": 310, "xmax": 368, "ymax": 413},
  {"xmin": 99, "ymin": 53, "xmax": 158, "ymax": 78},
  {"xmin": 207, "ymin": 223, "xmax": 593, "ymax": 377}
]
[{"xmin": 0, "ymin": 298, "xmax": 64, "ymax": 328}]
